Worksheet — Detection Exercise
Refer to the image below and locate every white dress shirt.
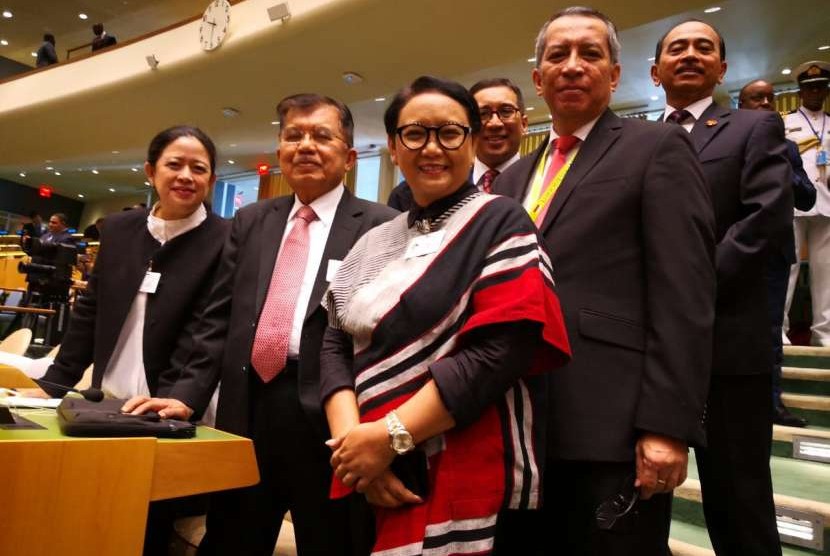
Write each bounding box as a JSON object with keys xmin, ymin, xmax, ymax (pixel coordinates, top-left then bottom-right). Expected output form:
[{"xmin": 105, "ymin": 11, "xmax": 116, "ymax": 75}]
[
  {"xmin": 472, "ymin": 153, "xmax": 521, "ymax": 186},
  {"xmin": 280, "ymin": 185, "xmax": 344, "ymax": 358},
  {"xmin": 102, "ymin": 204, "xmax": 206, "ymax": 401},
  {"xmin": 662, "ymin": 96, "xmax": 713, "ymax": 132}
]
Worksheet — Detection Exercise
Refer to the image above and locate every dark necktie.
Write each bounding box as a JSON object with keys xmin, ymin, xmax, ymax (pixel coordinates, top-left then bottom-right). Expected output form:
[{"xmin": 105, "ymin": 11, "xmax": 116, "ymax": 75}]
[
  {"xmin": 667, "ymin": 109, "xmax": 693, "ymax": 126},
  {"xmin": 479, "ymin": 168, "xmax": 499, "ymax": 193},
  {"xmin": 250, "ymin": 205, "xmax": 317, "ymax": 382}
]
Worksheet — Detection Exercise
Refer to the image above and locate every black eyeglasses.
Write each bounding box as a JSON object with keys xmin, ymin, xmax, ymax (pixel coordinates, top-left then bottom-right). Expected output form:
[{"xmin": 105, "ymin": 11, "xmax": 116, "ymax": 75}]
[
  {"xmin": 395, "ymin": 123, "xmax": 471, "ymax": 151},
  {"xmin": 479, "ymin": 105, "xmax": 521, "ymax": 122},
  {"xmin": 595, "ymin": 475, "xmax": 639, "ymax": 531}
]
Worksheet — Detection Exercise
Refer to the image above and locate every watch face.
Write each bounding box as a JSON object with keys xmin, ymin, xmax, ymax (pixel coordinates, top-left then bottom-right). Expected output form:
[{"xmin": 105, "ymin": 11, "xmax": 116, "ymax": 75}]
[
  {"xmin": 392, "ymin": 431, "xmax": 414, "ymax": 453},
  {"xmin": 200, "ymin": 0, "xmax": 231, "ymax": 51}
]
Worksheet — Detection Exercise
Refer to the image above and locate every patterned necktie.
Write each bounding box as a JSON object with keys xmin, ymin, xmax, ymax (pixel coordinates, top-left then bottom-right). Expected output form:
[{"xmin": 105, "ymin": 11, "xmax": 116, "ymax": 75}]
[
  {"xmin": 251, "ymin": 205, "xmax": 317, "ymax": 383},
  {"xmin": 535, "ymin": 135, "xmax": 581, "ymax": 227},
  {"xmin": 479, "ymin": 168, "xmax": 499, "ymax": 193},
  {"xmin": 667, "ymin": 109, "xmax": 692, "ymax": 126}
]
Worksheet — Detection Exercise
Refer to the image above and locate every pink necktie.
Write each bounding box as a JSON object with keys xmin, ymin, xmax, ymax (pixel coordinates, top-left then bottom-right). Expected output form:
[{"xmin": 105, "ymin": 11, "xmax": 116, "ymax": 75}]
[
  {"xmin": 479, "ymin": 168, "xmax": 499, "ymax": 193},
  {"xmin": 535, "ymin": 135, "xmax": 580, "ymax": 227},
  {"xmin": 251, "ymin": 205, "xmax": 317, "ymax": 382}
]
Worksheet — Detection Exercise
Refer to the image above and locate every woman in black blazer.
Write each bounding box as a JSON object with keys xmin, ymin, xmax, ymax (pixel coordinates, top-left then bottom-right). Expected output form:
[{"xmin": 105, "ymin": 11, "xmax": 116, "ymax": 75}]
[{"xmin": 28, "ymin": 126, "xmax": 228, "ymax": 411}]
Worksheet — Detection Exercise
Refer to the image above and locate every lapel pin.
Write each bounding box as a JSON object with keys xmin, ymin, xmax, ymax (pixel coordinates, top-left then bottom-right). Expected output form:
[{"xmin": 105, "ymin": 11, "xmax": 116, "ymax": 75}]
[{"xmin": 705, "ymin": 119, "xmax": 718, "ymax": 127}]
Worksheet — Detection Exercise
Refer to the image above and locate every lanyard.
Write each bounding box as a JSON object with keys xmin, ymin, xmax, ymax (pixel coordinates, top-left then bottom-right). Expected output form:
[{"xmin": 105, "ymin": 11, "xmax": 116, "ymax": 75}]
[
  {"xmin": 799, "ymin": 109, "xmax": 827, "ymax": 145},
  {"xmin": 527, "ymin": 142, "xmax": 578, "ymax": 222}
]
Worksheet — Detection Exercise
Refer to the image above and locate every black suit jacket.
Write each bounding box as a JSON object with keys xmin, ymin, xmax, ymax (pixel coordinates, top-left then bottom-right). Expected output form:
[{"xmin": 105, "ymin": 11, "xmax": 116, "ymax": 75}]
[
  {"xmin": 689, "ymin": 104, "xmax": 793, "ymax": 377},
  {"xmin": 91, "ymin": 34, "xmax": 117, "ymax": 51},
  {"xmin": 777, "ymin": 139, "xmax": 817, "ymax": 264},
  {"xmin": 169, "ymin": 189, "xmax": 397, "ymax": 437},
  {"xmin": 494, "ymin": 109, "xmax": 716, "ymax": 461},
  {"xmin": 42, "ymin": 208, "xmax": 229, "ymax": 396}
]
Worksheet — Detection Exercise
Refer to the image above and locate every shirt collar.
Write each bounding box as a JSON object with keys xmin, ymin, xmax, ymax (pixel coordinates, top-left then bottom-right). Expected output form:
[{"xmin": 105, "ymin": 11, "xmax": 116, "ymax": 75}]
[
  {"xmin": 288, "ymin": 184, "xmax": 344, "ymax": 229},
  {"xmin": 147, "ymin": 203, "xmax": 207, "ymax": 245},
  {"xmin": 472, "ymin": 153, "xmax": 521, "ymax": 184},
  {"xmin": 800, "ymin": 105, "xmax": 826, "ymax": 119},
  {"xmin": 548, "ymin": 113, "xmax": 602, "ymax": 146},
  {"xmin": 663, "ymin": 96, "xmax": 713, "ymax": 123},
  {"xmin": 407, "ymin": 182, "xmax": 478, "ymax": 228}
]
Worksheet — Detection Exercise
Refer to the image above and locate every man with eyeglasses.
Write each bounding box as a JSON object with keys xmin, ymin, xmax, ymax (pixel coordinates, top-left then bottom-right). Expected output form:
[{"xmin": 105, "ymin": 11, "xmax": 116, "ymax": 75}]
[
  {"xmin": 739, "ymin": 79, "xmax": 816, "ymax": 429},
  {"xmin": 386, "ymin": 77, "xmax": 528, "ymax": 211},
  {"xmin": 137, "ymin": 93, "xmax": 396, "ymax": 555},
  {"xmin": 494, "ymin": 7, "xmax": 715, "ymax": 554}
]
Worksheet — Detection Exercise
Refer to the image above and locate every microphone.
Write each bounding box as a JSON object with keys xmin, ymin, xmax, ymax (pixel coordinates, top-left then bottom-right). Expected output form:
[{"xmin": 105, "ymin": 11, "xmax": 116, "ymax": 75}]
[{"xmin": 31, "ymin": 378, "xmax": 105, "ymax": 402}]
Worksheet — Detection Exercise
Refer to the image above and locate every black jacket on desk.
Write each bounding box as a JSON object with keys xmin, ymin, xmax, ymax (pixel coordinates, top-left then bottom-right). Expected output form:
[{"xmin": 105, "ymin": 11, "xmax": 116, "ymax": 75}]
[
  {"xmin": 690, "ymin": 103, "xmax": 793, "ymax": 377},
  {"xmin": 168, "ymin": 189, "xmax": 398, "ymax": 437},
  {"xmin": 41, "ymin": 207, "xmax": 229, "ymax": 397}
]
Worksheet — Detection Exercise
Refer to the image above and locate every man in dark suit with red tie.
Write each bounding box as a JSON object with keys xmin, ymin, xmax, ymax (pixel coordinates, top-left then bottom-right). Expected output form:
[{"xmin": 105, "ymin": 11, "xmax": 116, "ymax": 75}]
[
  {"xmin": 652, "ymin": 20, "xmax": 793, "ymax": 556},
  {"xmin": 493, "ymin": 7, "xmax": 715, "ymax": 554},
  {"xmin": 137, "ymin": 94, "xmax": 396, "ymax": 555},
  {"xmin": 387, "ymin": 77, "xmax": 528, "ymax": 211}
]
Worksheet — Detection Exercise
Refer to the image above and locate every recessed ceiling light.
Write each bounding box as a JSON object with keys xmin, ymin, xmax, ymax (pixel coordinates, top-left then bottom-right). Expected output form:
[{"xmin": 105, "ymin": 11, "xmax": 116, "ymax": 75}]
[
  {"xmin": 819, "ymin": 45, "xmax": 830, "ymax": 51},
  {"xmin": 108, "ymin": 187, "xmax": 116, "ymax": 192},
  {"xmin": 271, "ymin": 120, "xmax": 279, "ymax": 125},
  {"xmin": 527, "ymin": 57, "xmax": 535, "ymax": 62},
  {"xmin": 77, "ymin": 194, "xmax": 85, "ymax": 198},
  {"xmin": 45, "ymin": 159, "xmax": 52, "ymax": 163},
  {"xmin": 91, "ymin": 169, "xmax": 99, "ymax": 174},
  {"xmin": 0, "ymin": 40, "xmax": 7, "ymax": 46},
  {"xmin": 229, "ymin": 143, "xmax": 237, "ymax": 147},
  {"xmin": 647, "ymin": 56, "xmax": 656, "ymax": 62},
  {"xmin": 526, "ymin": 107, "xmax": 535, "ymax": 111},
  {"xmin": 45, "ymin": 166, "xmax": 53, "ymax": 170},
  {"xmin": 54, "ymin": 171, "xmax": 61, "ymax": 176},
  {"xmin": 131, "ymin": 167, "xmax": 138, "ymax": 172},
  {"xmin": 782, "ymin": 68, "xmax": 792, "ymax": 75},
  {"xmin": 704, "ymin": 6, "xmax": 721, "ymax": 13},
  {"xmin": 18, "ymin": 172, "xmax": 25, "ymax": 177},
  {"xmin": 78, "ymin": 13, "xmax": 88, "ymax": 20},
  {"xmin": 2, "ymin": 10, "xmax": 12, "ymax": 18},
  {"xmin": 111, "ymin": 150, "xmax": 120, "ymax": 154},
  {"xmin": 144, "ymin": 180, "xmax": 151, "ymax": 186},
  {"xmin": 30, "ymin": 52, "xmax": 36, "ymax": 57},
  {"xmin": 342, "ymin": 71, "xmax": 363, "ymax": 85},
  {"xmin": 228, "ymin": 160, "xmax": 235, "ymax": 164},
  {"xmin": 650, "ymin": 95, "xmax": 659, "ymax": 101},
  {"xmin": 374, "ymin": 97, "xmax": 386, "ymax": 102}
]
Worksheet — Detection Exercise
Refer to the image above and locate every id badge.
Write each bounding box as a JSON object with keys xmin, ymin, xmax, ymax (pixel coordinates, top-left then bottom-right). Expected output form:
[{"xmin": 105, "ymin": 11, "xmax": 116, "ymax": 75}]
[
  {"xmin": 140, "ymin": 271, "xmax": 161, "ymax": 294},
  {"xmin": 817, "ymin": 149, "xmax": 829, "ymax": 167},
  {"xmin": 404, "ymin": 230, "xmax": 446, "ymax": 259}
]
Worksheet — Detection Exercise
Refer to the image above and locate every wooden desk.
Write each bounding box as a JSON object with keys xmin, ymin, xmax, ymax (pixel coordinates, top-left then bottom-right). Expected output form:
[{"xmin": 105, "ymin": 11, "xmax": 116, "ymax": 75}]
[{"xmin": 0, "ymin": 411, "xmax": 259, "ymax": 556}]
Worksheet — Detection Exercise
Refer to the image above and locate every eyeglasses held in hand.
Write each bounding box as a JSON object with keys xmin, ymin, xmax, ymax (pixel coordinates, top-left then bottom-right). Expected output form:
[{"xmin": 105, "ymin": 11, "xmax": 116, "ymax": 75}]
[
  {"xmin": 595, "ymin": 475, "xmax": 639, "ymax": 531},
  {"xmin": 395, "ymin": 123, "xmax": 471, "ymax": 151},
  {"xmin": 281, "ymin": 126, "xmax": 346, "ymax": 147},
  {"xmin": 480, "ymin": 105, "xmax": 521, "ymax": 122}
]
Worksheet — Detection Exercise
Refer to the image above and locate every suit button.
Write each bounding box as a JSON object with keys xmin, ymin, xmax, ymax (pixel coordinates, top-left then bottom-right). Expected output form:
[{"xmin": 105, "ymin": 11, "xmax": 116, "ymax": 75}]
[
  {"xmin": 241, "ymin": 365, "xmax": 248, "ymax": 373},
  {"xmin": 251, "ymin": 321, "xmax": 256, "ymax": 328}
]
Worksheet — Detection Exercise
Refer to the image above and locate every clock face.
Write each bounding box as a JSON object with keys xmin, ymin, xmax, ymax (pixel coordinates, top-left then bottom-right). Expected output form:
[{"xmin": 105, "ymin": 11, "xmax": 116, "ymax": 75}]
[{"xmin": 199, "ymin": 0, "xmax": 231, "ymax": 51}]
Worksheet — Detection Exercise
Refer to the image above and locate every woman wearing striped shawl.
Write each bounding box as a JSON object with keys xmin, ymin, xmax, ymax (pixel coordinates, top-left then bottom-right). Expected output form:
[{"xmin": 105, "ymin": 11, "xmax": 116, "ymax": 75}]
[{"xmin": 321, "ymin": 76, "xmax": 571, "ymax": 555}]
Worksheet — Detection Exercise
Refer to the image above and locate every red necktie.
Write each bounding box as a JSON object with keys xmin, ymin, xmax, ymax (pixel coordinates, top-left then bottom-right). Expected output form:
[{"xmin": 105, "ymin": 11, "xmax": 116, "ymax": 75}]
[
  {"xmin": 534, "ymin": 135, "xmax": 580, "ymax": 226},
  {"xmin": 479, "ymin": 168, "xmax": 499, "ymax": 193},
  {"xmin": 251, "ymin": 205, "xmax": 317, "ymax": 382}
]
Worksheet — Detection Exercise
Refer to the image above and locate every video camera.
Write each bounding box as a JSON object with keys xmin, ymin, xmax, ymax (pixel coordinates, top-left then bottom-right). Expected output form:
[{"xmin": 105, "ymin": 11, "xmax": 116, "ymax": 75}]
[{"xmin": 18, "ymin": 237, "xmax": 84, "ymax": 296}]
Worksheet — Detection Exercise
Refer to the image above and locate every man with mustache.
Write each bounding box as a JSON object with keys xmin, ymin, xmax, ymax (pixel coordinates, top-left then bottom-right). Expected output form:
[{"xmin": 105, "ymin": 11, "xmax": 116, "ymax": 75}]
[
  {"xmin": 129, "ymin": 94, "xmax": 397, "ymax": 555},
  {"xmin": 494, "ymin": 7, "xmax": 715, "ymax": 554},
  {"xmin": 652, "ymin": 20, "xmax": 793, "ymax": 556},
  {"xmin": 387, "ymin": 78, "xmax": 528, "ymax": 211}
]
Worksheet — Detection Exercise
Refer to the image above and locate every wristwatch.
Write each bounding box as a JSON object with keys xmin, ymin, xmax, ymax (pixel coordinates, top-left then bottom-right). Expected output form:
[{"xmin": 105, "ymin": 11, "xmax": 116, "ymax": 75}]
[{"xmin": 385, "ymin": 410, "xmax": 415, "ymax": 455}]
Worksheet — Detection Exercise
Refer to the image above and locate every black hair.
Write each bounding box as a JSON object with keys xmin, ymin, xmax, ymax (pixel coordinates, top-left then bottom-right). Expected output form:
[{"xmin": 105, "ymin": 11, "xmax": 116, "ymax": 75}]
[
  {"xmin": 276, "ymin": 94, "xmax": 355, "ymax": 147},
  {"xmin": 383, "ymin": 75, "xmax": 482, "ymax": 137},
  {"xmin": 654, "ymin": 19, "xmax": 726, "ymax": 63},
  {"xmin": 51, "ymin": 213, "xmax": 68, "ymax": 225},
  {"xmin": 469, "ymin": 77, "xmax": 526, "ymax": 112},
  {"xmin": 146, "ymin": 125, "xmax": 217, "ymax": 175},
  {"xmin": 92, "ymin": 23, "xmax": 104, "ymax": 36},
  {"xmin": 28, "ymin": 211, "xmax": 40, "ymax": 219},
  {"xmin": 43, "ymin": 34, "xmax": 55, "ymax": 45}
]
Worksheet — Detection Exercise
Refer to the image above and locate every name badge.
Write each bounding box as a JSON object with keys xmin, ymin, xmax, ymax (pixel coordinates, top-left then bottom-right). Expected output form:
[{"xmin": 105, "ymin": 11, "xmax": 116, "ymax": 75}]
[
  {"xmin": 140, "ymin": 271, "xmax": 161, "ymax": 294},
  {"xmin": 405, "ymin": 230, "xmax": 445, "ymax": 259},
  {"xmin": 326, "ymin": 259, "xmax": 342, "ymax": 282},
  {"xmin": 817, "ymin": 150, "xmax": 829, "ymax": 167}
]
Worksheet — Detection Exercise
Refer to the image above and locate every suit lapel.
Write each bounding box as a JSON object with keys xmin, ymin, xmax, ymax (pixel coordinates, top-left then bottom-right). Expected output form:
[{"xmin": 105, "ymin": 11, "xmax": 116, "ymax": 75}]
[
  {"xmin": 690, "ymin": 102, "xmax": 731, "ymax": 153},
  {"xmin": 304, "ymin": 189, "xmax": 362, "ymax": 321},
  {"xmin": 539, "ymin": 109, "xmax": 622, "ymax": 235},
  {"xmin": 255, "ymin": 198, "xmax": 291, "ymax": 315}
]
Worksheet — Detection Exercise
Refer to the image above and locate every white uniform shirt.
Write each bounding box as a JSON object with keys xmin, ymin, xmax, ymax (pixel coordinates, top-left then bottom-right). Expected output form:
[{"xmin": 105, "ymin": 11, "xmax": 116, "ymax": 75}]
[
  {"xmin": 279, "ymin": 185, "xmax": 344, "ymax": 358},
  {"xmin": 784, "ymin": 107, "xmax": 830, "ymax": 217}
]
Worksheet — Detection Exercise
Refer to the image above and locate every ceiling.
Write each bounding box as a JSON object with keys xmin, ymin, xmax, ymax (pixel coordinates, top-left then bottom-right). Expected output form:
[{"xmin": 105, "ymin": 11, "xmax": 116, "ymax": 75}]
[{"xmin": 0, "ymin": 0, "xmax": 828, "ymax": 202}]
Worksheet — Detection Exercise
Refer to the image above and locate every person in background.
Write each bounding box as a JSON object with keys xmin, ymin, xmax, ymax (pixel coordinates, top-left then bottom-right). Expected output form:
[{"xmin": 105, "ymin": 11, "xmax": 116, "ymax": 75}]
[
  {"xmin": 41, "ymin": 213, "xmax": 73, "ymax": 245},
  {"xmin": 82, "ymin": 217, "xmax": 104, "ymax": 241},
  {"xmin": 91, "ymin": 23, "xmax": 117, "ymax": 51},
  {"xmin": 323, "ymin": 75, "xmax": 570, "ymax": 555},
  {"xmin": 35, "ymin": 33, "xmax": 57, "ymax": 68},
  {"xmin": 21, "ymin": 211, "xmax": 45, "ymax": 238},
  {"xmin": 19, "ymin": 125, "xmax": 229, "ymax": 555},
  {"xmin": 387, "ymin": 77, "xmax": 528, "ymax": 211},
  {"xmin": 738, "ymin": 79, "xmax": 816, "ymax": 427}
]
